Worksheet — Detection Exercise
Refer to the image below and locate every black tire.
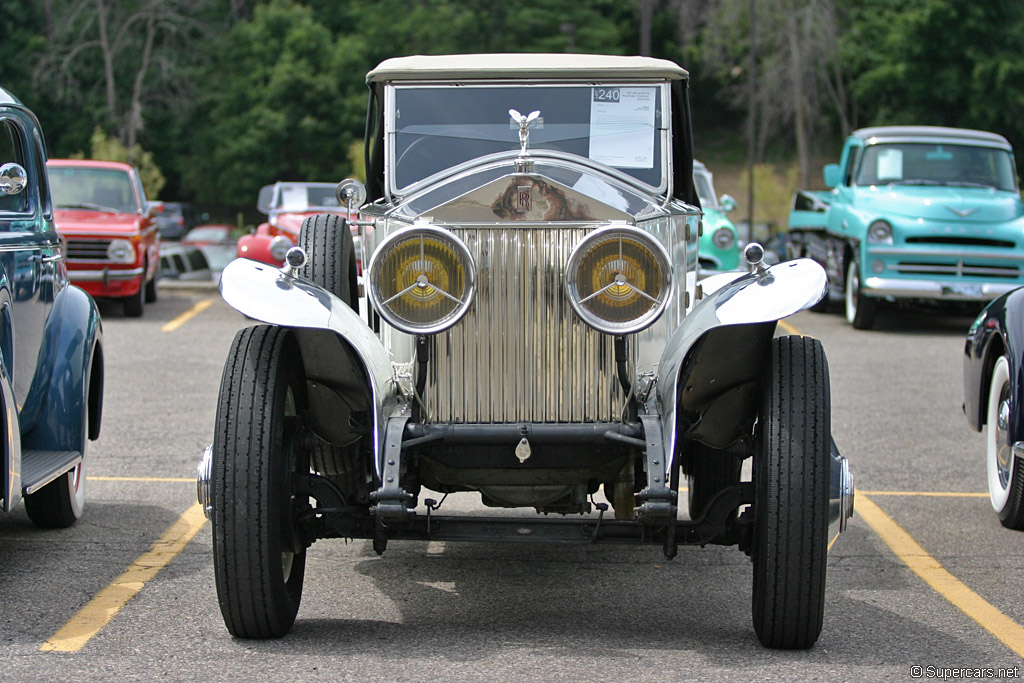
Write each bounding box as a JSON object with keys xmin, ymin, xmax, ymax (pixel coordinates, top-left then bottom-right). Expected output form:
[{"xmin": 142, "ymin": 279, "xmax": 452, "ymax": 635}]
[
  {"xmin": 144, "ymin": 270, "xmax": 158, "ymax": 304},
  {"xmin": 687, "ymin": 443, "xmax": 741, "ymax": 520},
  {"xmin": 297, "ymin": 213, "xmax": 358, "ymax": 310},
  {"xmin": 123, "ymin": 278, "xmax": 145, "ymax": 317},
  {"xmin": 212, "ymin": 325, "xmax": 310, "ymax": 638},
  {"xmin": 24, "ymin": 461, "xmax": 86, "ymax": 528},
  {"xmin": 984, "ymin": 356, "xmax": 1024, "ymax": 529},
  {"xmin": 844, "ymin": 258, "xmax": 876, "ymax": 329},
  {"xmin": 752, "ymin": 336, "xmax": 831, "ymax": 649}
]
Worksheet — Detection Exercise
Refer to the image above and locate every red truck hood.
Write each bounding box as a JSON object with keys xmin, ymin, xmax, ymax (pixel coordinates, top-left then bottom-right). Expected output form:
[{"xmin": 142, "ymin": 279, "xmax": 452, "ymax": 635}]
[
  {"xmin": 53, "ymin": 209, "xmax": 141, "ymax": 235},
  {"xmin": 270, "ymin": 210, "xmax": 352, "ymax": 235}
]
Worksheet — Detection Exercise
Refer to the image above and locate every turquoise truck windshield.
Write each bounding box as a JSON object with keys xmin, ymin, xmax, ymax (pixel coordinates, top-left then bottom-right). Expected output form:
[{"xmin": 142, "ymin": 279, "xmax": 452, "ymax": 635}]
[
  {"xmin": 855, "ymin": 143, "xmax": 1017, "ymax": 192},
  {"xmin": 392, "ymin": 84, "xmax": 664, "ymax": 191}
]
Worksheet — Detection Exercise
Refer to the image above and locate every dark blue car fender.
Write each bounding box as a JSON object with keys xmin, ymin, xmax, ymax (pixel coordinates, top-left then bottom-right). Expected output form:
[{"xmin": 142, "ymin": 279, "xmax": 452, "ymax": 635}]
[{"xmin": 22, "ymin": 284, "xmax": 103, "ymax": 453}]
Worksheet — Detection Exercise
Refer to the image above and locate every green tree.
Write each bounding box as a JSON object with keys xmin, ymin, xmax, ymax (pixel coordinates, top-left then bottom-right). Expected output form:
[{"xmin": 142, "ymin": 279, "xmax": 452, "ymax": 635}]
[
  {"xmin": 74, "ymin": 126, "xmax": 166, "ymax": 198},
  {"xmin": 181, "ymin": 0, "xmax": 354, "ymax": 204}
]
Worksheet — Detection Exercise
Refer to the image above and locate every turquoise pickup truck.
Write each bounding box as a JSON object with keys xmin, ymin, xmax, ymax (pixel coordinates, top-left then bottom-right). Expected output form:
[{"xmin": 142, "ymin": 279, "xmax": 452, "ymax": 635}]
[{"xmin": 787, "ymin": 126, "xmax": 1024, "ymax": 329}]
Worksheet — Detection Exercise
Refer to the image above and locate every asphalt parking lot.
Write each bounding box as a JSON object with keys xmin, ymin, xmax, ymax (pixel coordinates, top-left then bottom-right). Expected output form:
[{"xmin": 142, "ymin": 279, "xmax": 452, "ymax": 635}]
[{"xmin": 1, "ymin": 286, "xmax": 1022, "ymax": 681}]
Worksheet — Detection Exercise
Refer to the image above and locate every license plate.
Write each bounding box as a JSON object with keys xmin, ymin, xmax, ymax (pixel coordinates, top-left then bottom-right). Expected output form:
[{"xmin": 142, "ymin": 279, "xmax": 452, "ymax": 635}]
[{"xmin": 941, "ymin": 283, "xmax": 984, "ymax": 298}]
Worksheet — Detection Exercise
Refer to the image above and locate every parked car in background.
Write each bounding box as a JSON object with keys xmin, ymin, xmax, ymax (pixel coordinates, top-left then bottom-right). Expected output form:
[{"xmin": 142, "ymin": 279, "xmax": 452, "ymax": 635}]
[
  {"xmin": 0, "ymin": 86, "xmax": 104, "ymax": 528},
  {"xmin": 693, "ymin": 160, "xmax": 739, "ymax": 272},
  {"xmin": 963, "ymin": 287, "xmax": 1024, "ymax": 530},
  {"xmin": 236, "ymin": 181, "xmax": 358, "ymax": 267},
  {"xmin": 184, "ymin": 224, "xmax": 241, "ymax": 272},
  {"xmin": 159, "ymin": 242, "xmax": 212, "ymax": 282},
  {"xmin": 154, "ymin": 200, "xmax": 192, "ymax": 241},
  {"xmin": 47, "ymin": 159, "xmax": 161, "ymax": 317},
  {"xmin": 788, "ymin": 126, "xmax": 1024, "ymax": 329},
  {"xmin": 203, "ymin": 53, "xmax": 853, "ymax": 648}
]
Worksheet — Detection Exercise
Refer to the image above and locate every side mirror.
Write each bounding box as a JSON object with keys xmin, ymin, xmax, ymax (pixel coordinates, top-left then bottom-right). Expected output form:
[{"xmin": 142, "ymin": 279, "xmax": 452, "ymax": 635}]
[
  {"xmin": 0, "ymin": 163, "xmax": 27, "ymax": 195},
  {"xmin": 823, "ymin": 163, "xmax": 842, "ymax": 189},
  {"xmin": 148, "ymin": 200, "xmax": 164, "ymax": 218},
  {"xmin": 719, "ymin": 194, "xmax": 737, "ymax": 212},
  {"xmin": 336, "ymin": 178, "xmax": 366, "ymax": 212},
  {"xmin": 256, "ymin": 184, "xmax": 274, "ymax": 214}
]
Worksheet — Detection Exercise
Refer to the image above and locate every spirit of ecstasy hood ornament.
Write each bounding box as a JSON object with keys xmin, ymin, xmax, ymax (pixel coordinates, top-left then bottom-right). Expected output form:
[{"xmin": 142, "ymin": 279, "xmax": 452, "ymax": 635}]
[{"xmin": 509, "ymin": 109, "xmax": 541, "ymax": 156}]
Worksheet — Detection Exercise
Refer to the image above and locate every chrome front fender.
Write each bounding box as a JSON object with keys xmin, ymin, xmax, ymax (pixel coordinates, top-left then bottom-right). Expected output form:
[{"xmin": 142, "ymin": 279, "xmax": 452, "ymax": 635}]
[
  {"xmin": 219, "ymin": 258, "xmax": 399, "ymax": 471},
  {"xmin": 656, "ymin": 258, "xmax": 827, "ymax": 462}
]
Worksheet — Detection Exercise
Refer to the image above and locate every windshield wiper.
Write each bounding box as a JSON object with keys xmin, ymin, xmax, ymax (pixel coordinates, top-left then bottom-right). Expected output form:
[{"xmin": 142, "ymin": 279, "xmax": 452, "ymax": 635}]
[
  {"xmin": 56, "ymin": 202, "xmax": 121, "ymax": 212},
  {"xmin": 943, "ymin": 181, "xmax": 994, "ymax": 189}
]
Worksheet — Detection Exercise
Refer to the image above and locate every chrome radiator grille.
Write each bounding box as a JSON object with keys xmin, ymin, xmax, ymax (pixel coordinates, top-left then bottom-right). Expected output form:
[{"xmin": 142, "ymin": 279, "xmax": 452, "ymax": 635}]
[{"xmin": 424, "ymin": 226, "xmax": 625, "ymax": 423}]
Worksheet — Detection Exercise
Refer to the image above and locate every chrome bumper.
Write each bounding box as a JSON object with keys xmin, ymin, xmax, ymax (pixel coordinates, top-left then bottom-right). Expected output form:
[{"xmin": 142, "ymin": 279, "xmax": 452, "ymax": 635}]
[
  {"xmin": 863, "ymin": 276, "xmax": 1021, "ymax": 301},
  {"xmin": 69, "ymin": 266, "xmax": 144, "ymax": 282}
]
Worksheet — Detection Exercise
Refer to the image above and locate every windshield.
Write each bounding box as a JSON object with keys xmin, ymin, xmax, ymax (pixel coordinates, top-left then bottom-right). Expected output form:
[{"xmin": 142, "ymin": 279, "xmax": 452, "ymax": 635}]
[
  {"xmin": 693, "ymin": 170, "xmax": 716, "ymax": 208},
  {"xmin": 855, "ymin": 142, "xmax": 1017, "ymax": 191},
  {"xmin": 49, "ymin": 166, "xmax": 138, "ymax": 213},
  {"xmin": 276, "ymin": 183, "xmax": 343, "ymax": 212},
  {"xmin": 391, "ymin": 84, "xmax": 665, "ymax": 192}
]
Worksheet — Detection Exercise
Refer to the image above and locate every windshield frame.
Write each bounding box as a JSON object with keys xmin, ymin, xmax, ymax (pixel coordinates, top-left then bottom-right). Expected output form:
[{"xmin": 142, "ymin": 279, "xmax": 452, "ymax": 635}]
[
  {"xmin": 383, "ymin": 80, "xmax": 672, "ymax": 198},
  {"xmin": 852, "ymin": 141, "xmax": 1018, "ymax": 192}
]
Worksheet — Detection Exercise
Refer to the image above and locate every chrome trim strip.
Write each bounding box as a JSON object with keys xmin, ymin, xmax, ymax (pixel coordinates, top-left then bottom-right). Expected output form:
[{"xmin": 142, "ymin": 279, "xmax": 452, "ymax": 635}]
[
  {"xmin": 868, "ymin": 246, "xmax": 1024, "ymax": 261},
  {"xmin": 862, "ymin": 277, "xmax": 1020, "ymax": 300},
  {"xmin": 68, "ymin": 267, "xmax": 144, "ymax": 281}
]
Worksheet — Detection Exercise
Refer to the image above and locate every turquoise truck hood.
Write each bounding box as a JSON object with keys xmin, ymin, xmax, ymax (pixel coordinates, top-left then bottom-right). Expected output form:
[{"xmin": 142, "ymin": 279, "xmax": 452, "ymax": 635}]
[{"xmin": 854, "ymin": 186, "xmax": 1024, "ymax": 223}]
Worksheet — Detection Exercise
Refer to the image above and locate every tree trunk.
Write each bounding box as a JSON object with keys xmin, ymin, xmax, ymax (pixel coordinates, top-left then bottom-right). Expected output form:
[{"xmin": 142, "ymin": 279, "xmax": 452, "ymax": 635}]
[
  {"xmin": 638, "ymin": 0, "xmax": 653, "ymax": 56},
  {"xmin": 787, "ymin": 8, "xmax": 809, "ymax": 189},
  {"xmin": 95, "ymin": 0, "xmax": 119, "ymax": 132}
]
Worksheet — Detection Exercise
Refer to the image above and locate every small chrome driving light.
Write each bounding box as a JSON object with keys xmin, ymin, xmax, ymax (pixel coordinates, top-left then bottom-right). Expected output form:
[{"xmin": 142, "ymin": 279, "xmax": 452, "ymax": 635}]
[
  {"xmin": 367, "ymin": 225, "xmax": 476, "ymax": 334},
  {"xmin": 565, "ymin": 225, "xmax": 672, "ymax": 335},
  {"xmin": 867, "ymin": 220, "xmax": 893, "ymax": 244}
]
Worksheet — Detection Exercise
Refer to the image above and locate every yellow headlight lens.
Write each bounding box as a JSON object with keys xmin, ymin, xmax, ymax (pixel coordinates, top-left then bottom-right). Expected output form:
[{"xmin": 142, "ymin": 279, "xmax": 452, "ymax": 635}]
[
  {"xmin": 368, "ymin": 226, "xmax": 475, "ymax": 334},
  {"xmin": 566, "ymin": 226, "xmax": 671, "ymax": 334}
]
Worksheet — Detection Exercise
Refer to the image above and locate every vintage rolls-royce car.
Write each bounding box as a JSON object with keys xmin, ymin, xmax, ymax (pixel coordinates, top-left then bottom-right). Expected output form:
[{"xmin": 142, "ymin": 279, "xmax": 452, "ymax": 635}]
[
  {"xmin": 0, "ymin": 87, "xmax": 104, "ymax": 528},
  {"xmin": 199, "ymin": 54, "xmax": 854, "ymax": 648},
  {"xmin": 964, "ymin": 287, "xmax": 1024, "ymax": 529},
  {"xmin": 47, "ymin": 158, "xmax": 161, "ymax": 317}
]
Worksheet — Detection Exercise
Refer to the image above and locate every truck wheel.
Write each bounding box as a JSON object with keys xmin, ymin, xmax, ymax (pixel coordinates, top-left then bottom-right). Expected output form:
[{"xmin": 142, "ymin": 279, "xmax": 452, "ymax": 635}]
[
  {"xmin": 844, "ymin": 259, "xmax": 876, "ymax": 329},
  {"xmin": 752, "ymin": 336, "xmax": 830, "ymax": 649},
  {"xmin": 123, "ymin": 279, "xmax": 145, "ymax": 317},
  {"xmin": 24, "ymin": 461, "xmax": 85, "ymax": 528},
  {"xmin": 298, "ymin": 213, "xmax": 358, "ymax": 310},
  {"xmin": 687, "ymin": 443, "xmax": 741, "ymax": 520},
  {"xmin": 985, "ymin": 356, "xmax": 1024, "ymax": 529},
  {"xmin": 144, "ymin": 270, "xmax": 158, "ymax": 304},
  {"xmin": 212, "ymin": 325, "xmax": 310, "ymax": 638}
]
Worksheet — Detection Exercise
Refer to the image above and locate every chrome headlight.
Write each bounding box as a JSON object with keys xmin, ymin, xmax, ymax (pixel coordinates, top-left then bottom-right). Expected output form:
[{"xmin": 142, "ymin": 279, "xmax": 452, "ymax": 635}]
[
  {"xmin": 867, "ymin": 220, "xmax": 893, "ymax": 244},
  {"xmin": 367, "ymin": 225, "xmax": 476, "ymax": 334},
  {"xmin": 269, "ymin": 235, "xmax": 292, "ymax": 261},
  {"xmin": 712, "ymin": 226, "xmax": 736, "ymax": 250},
  {"xmin": 565, "ymin": 225, "xmax": 672, "ymax": 335},
  {"xmin": 107, "ymin": 239, "xmax": 136, "ymax": 264}
]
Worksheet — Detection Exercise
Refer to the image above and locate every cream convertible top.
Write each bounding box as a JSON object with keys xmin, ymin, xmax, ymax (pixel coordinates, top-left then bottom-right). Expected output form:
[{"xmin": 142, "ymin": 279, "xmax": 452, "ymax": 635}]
[{"xmin": 367, "ymin": 54, "xmax": 689, "ymax": 83}]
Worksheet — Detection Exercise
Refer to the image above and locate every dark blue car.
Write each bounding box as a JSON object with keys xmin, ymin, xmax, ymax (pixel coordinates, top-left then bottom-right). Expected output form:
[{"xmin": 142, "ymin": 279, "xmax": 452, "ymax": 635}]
[{"xmin": 0, "ymin": 86, "xmax": 104, "ymax": 527}]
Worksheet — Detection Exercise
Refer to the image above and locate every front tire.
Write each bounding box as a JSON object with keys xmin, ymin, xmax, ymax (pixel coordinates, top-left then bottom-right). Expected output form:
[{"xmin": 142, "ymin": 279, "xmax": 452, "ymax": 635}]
[
  {"xmin": 985, "ymin": 356, "xmax": 1024, "ymax": 529},
  {"xmin": 212, "ymin": 325, "xmax": 310, "ymax": 638},
  {"xmin": 298, "ymin": 213, "xmax": 358, "ymax": 309},
  {"xmin": 845, "ymin": 258, "xmax": 876, "ymax": 329},
  {"xmin": 124, "ymin": 275, "xmax": 145, "ymax": 317},
  {"xmin": 752, "ymin": 336, "xmax": 831, "ymax": 649}
]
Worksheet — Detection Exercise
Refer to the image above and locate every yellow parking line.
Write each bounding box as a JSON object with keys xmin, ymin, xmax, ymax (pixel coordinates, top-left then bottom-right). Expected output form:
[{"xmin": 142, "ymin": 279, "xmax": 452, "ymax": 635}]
[
  {"xmin": 161, "ymin": 298, "xmax": 214, "ymax": 332},
  {"xmin": 88, "ymin": 476, "xmax": 193, "ymax": 483},
  {"xmin": 857, "ymin": 493, "xmax": 1024, "ymax": 657},
  {"xmin": 777, "ymin": 318, "xmax": 801, "ymax": 336},
  {"xmin": 40, "ymin": 503, "xmax": 207, "ymax": 653}
]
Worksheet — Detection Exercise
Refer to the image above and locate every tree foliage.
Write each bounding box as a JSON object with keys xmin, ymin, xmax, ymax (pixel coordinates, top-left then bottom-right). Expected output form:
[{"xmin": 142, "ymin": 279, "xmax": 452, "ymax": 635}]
[{"xmin": 2, "ymin": 0, "xmax": 1023, "ymax": 212}]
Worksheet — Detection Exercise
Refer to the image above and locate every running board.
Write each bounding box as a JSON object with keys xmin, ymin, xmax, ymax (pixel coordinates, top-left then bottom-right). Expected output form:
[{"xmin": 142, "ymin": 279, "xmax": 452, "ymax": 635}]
[{"xmin": 21, "ymin": 450, "xmax": 81, "ymax": 494}]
